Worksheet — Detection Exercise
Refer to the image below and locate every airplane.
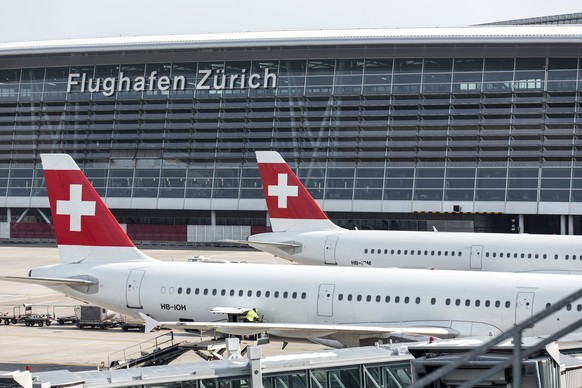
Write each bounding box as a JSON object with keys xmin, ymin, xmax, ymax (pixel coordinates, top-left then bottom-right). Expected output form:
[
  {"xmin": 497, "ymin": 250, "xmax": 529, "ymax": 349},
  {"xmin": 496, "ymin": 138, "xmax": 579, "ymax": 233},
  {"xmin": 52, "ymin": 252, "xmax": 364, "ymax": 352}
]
[
  {"xmin": 3, "ymin": 153, "xmax": 582, "ymax": 348},
  {"xmin": 244, "ymin": 150, "xmax": 582, "ymax": 274}
]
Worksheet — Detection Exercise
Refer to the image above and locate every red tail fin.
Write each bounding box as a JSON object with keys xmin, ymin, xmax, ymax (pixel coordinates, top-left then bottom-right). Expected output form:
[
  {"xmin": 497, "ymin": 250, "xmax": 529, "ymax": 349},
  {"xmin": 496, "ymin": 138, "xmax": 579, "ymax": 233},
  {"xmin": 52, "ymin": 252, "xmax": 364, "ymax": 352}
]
[
  {"xmin": 256, "ymin": 151, "xmax": 340, "ymax": 232},
  {"xmin": 42, "ymin": 154, "xmax": 153, "ymax": 263}
]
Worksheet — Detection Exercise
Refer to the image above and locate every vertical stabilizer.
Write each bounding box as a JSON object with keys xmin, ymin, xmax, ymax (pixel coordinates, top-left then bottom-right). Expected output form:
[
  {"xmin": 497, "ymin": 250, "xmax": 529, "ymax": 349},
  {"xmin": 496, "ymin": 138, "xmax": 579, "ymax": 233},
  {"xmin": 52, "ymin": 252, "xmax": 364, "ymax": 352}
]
[
  {"xmin": 256, "ymin": 151, "xmax": 341, "ymax": 232},
  {"xmin": 41, "ymin": 154, "xmax": 155, "ymax": 263}
]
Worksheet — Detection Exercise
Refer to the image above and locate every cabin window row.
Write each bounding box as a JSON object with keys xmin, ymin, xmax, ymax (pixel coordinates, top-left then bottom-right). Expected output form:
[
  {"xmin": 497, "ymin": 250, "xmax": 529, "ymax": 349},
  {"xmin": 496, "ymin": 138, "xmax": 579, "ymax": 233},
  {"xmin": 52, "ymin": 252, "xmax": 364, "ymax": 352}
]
[
  {"xmin": 546, "ymin": 303, "xmax": 582, "ymax": 311},
  {"xmin": 336, "ymin": 293, "xmax": 512, "ymax": 308},
  {"xmin": 363, "ymin": 249, "xmax": 463, "ymax": 257},
  {"xmin": 485, "ymin": 252, "xmax": 580, "ymax": 260},
  {"xmin": 364, "ymin": 248, "xmax": 581, "ymax": 262},
  {"xmin": 159, "ymin": 286, "xmax": 307, "ymax": 300}
]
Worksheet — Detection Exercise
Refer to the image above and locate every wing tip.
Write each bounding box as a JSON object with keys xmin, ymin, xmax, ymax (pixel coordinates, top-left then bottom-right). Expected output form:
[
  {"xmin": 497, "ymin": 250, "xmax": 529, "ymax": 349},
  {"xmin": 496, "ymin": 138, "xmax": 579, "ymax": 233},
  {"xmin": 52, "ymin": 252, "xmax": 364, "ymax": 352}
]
[{"xmin": 139, "ymin": 313, "xmax": 160, "ymax": 333}]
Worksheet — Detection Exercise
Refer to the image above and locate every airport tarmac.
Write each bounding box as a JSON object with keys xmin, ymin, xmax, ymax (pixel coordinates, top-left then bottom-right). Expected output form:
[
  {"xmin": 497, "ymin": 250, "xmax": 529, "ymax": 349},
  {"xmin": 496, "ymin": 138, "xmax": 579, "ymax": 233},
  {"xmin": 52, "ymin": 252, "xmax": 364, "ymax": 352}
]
[{"xmin": 0, "ymin": 244, "xmax": 326, "ymax": 372}]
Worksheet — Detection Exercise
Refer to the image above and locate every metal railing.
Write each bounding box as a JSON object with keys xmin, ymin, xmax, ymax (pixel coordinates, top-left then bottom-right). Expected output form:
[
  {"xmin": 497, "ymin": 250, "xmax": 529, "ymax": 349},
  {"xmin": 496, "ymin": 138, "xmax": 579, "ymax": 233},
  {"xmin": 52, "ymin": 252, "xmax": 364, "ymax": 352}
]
[
  {"xmin": 106, "ymin": 331, "xmax": 176, "ymax": 369},
  {"xmin": 411, "ymin": 287, "xmax": 582, "ymax": 387}
]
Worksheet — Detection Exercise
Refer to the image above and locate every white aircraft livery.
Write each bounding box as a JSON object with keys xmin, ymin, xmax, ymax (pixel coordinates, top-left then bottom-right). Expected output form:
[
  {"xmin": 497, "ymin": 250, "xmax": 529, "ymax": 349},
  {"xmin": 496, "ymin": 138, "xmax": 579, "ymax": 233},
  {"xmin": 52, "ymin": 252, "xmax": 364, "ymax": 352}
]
[
  {"xmin": 3, "ymin": 153, "xmax": 582, "ymax": 347},
  {"xmin": 248, "ymin": 151, "xmax": 582, "ymax": 274}
]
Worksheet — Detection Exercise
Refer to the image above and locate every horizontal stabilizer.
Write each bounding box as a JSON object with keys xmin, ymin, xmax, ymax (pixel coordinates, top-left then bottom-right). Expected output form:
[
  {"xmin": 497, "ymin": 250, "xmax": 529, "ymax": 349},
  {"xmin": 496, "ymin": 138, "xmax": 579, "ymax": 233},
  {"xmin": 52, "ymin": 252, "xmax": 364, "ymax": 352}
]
[
  {"xmin": 222, "ymin": 239, "xmax": 302, "ymax": 249},
  {"xmin": 140, "ymin": 313, "xmax": 459, "ymax": 339},
  {"xmin": 0, "ymin": 275, "xmax": 98, "ymax": 286}
]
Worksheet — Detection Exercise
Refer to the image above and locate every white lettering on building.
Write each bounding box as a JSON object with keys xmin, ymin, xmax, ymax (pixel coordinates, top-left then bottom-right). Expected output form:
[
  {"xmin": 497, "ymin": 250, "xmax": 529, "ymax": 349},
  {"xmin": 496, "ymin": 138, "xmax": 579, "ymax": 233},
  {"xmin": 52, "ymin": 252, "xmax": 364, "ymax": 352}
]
[{"xmin": 67, "ymin": 68, "xmax": 277, "ymax": 96}]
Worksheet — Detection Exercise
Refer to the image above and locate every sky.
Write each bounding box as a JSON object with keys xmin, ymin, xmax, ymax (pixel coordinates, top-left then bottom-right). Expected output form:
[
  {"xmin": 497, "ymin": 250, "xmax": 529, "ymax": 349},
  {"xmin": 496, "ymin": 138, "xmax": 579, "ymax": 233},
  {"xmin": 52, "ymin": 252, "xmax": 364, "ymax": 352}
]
[{"xmin": 1, "ymin": 0, "xmax": 581, "ymax": 43}]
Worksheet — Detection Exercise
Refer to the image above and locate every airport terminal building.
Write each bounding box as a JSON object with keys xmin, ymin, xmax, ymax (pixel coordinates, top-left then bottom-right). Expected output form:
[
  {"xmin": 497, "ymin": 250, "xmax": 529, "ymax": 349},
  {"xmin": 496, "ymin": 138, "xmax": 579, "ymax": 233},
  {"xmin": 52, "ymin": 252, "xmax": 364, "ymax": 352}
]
[{"xmin": 2, "ymin": 21, "xmax": 582, "ymax": 242}]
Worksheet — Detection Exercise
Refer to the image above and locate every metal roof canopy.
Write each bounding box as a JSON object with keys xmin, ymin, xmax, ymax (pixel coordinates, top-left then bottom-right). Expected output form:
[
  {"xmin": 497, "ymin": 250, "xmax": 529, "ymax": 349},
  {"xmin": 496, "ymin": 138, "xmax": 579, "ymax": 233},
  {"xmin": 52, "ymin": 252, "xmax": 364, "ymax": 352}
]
[
  {"xmin": 31, "ymin": 343, "xmax": 413, "ymax": 387},
  {"xmin": 3, "ymin": 25, "xmax": 582, "ymax": 56}
]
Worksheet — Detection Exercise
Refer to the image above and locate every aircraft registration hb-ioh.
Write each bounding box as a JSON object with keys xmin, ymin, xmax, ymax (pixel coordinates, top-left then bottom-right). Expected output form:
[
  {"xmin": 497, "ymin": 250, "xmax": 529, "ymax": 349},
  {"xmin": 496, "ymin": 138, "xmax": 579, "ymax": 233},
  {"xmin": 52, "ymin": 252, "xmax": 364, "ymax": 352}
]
[
  {"xmin": 3, "ymin": 153, "xmax": 582, "ymax": 347},
  {"xmin": 246, "ymin": 151, "xmax": 582, "ymax": 274}
]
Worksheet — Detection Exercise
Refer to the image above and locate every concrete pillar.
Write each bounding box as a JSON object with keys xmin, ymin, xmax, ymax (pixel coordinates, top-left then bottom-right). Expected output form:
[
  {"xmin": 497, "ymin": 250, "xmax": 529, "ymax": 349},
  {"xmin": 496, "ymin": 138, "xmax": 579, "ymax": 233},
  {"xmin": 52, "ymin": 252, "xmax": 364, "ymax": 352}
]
[
  {"xmin": 225, "ymin": 338, "xmax": 242, "ymax": 359},
  {"xmin": 569, "ymin": 215, "xmax": 575, "ymax": 235},
  {"xmin": 518, "ymin": 214, "xmax": 525, "ymax": 234},
  {"xmin": 4, "ymin": 208, "xmax": 11, "ymax": 240},
  {"xmin": 210, "ymin": 210, "xmax": 216, "ymax": 227},
  {"xmin": 560, "ymin": 215, "xmax": 566, "ymax": 235},
  {"xmin": 247, "ymin": 346, "xmax": 262, "ymax": 388}
]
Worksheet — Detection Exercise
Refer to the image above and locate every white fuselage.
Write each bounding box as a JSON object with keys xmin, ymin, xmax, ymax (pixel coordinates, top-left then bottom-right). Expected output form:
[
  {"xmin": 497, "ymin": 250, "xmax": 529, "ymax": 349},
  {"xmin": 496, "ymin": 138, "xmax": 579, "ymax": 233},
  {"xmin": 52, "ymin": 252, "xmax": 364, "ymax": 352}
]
[
  {"xmin": 249, "ymin": 229, "xmax": 582, "ymax": 273},
  {"xmin": 30, "ymin": 260, "xmax": 582, "ymax": 340}
]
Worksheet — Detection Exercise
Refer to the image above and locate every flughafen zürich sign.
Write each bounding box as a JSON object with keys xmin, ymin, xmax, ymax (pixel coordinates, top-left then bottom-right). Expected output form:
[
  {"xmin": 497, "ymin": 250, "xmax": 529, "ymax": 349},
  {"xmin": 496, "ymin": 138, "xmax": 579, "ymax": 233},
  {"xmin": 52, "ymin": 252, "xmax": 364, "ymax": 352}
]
[{"xmin": 66, "ymin": 69, "xmax": 278, "ymax": 96}]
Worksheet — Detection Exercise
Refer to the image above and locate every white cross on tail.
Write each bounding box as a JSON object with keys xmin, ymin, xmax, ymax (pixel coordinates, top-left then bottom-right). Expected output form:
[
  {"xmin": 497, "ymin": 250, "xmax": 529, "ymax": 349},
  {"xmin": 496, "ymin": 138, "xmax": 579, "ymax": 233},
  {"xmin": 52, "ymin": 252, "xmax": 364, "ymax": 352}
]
[
  {"xmin": 267, "ymin": 173, "xmax": 299, "ymax": 208},
  {"xmin": 56, "ymin": 184, "xmax": 96, "ymax": 232}
]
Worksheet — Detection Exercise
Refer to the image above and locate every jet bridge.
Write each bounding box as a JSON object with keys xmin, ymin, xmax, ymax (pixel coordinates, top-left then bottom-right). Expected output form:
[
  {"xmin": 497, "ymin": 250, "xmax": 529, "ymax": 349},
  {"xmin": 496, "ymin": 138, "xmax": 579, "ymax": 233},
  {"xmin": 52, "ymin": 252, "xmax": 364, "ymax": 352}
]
[
  {"xmin": 18, "ymin": 337, "xmax": 582, "ymax": 388},
  {"xmin": 14, "ymin": 288, "xmax": 582, "ymax": 387},
  {"xmin": 410, "ymin": 286, "xmax": 582, "ymax": 388}
]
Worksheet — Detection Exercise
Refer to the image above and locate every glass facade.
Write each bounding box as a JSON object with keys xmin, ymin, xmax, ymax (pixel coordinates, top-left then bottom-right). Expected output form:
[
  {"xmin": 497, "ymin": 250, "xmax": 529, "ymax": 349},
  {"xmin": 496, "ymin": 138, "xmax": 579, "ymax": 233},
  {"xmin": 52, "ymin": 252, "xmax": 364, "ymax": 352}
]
[
  {"xmin": 1, "ymin": 36, "xmax": 582, "ymax": 232},
  {"xmin": 118, "ymin": 362, "xmax": 412, "ymax": 388},
  {"xmin": 68, "ymin": 360, "xmax": 412, "ymax": 388}
]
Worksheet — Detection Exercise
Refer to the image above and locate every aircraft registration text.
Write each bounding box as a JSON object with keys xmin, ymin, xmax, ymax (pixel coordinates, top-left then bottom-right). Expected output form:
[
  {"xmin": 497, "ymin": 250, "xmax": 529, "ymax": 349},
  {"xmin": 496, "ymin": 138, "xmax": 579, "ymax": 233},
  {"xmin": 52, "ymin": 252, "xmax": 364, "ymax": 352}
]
[
  {"xmin": 161, "ymin": 303, "xmax": 187, "ymax": 311},
  {"xmin": 350, "ymin": 260, "xmax": 372, "ymax": 266}
]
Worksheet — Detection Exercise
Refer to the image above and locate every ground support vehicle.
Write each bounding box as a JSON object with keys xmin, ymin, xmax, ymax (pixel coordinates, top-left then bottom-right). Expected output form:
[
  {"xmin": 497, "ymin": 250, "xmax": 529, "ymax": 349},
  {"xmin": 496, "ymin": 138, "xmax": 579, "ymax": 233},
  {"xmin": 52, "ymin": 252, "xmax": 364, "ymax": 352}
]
[
  {"xmin": 56, "ymin": 315, "xmax": 78, "ymax": 325},
  {"xmin": 75, "ymin": 305, "xmax": 118, "ymax": 330},
  {"xmin": 1, "ymin": 304, "xmax": 33, "ymax": 325},
  {"xmin": 120, "ymin": 321, "xmax": 145, "ymax": 332},
  {"xmin": 23, "ymin": 314, "xmax": 52, "ymax": 327}
]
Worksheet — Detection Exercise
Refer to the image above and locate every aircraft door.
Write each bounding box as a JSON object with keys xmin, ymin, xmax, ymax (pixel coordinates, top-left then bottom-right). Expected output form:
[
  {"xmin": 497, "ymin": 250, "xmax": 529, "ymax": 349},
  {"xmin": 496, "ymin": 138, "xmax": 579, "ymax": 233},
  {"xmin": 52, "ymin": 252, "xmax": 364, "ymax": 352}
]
[
  {"xmin": 515, "ymin": 292, "xmax": 535, "ymax": 325},
  {"xmin": 324, "ymin": 236, "xmax": 339, "ymax": 265},
  {"xmin": 470, "ymin": 245, "xmax": 483, "ymax": 269},
  {"xmin": 126, "ymin": 269, "xmax": 145, "ymax": 309},
  {"xmin": 317, "ymin": 284, "xmax": 335, "ymax": 317}
]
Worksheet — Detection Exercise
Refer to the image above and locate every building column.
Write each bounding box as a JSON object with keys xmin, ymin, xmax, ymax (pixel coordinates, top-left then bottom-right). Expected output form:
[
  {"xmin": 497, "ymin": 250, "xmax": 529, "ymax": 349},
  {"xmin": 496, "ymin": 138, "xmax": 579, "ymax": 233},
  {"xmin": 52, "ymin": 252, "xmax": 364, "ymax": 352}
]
[
  {"xmin": 569, "ymin": 215, "xmax": 575, "ymax": 235},
  {"xmin": 3, "ymin": 208, "xmax": 11, "ymax": 239},
  {"xmin": 248, "ymin": 346, "xmax": 262, "ymax": 388},
  {"xmin": 518, "ymin": 214, "xmax": 525, "ymax": 234},
  {"xmin": 210, "ymin": 210, "xmax": 216, "ymax": 227},
  {"xmin": 561, "ymin": 215, "xmax": 567, "ymax": 235}
]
